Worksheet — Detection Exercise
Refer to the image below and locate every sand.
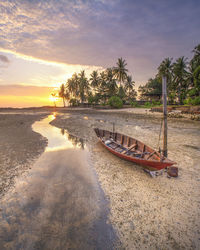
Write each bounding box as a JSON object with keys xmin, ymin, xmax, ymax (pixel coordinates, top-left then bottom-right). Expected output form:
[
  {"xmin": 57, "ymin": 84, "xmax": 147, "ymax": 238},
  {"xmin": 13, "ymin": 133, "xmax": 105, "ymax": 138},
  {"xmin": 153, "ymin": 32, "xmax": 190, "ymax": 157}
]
[
  {"xmin": 51, "ymin": 108, "xmax": 200, "ymax": 249},
  {"xmin": 0, "ymin": 113, "xmax": 48, "ymax": 198},
  {"xmin": 0, "ymin": 108, "xmax": 199, "ymax": 249}
]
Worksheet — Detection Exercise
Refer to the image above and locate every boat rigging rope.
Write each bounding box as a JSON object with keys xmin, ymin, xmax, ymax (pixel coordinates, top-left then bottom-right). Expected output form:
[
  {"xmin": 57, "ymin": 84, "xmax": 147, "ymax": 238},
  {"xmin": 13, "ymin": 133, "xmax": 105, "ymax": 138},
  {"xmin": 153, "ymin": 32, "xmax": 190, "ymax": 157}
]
[{"xmin": 157, "ymin": 118, "xmax": 163, "ymax": 151}]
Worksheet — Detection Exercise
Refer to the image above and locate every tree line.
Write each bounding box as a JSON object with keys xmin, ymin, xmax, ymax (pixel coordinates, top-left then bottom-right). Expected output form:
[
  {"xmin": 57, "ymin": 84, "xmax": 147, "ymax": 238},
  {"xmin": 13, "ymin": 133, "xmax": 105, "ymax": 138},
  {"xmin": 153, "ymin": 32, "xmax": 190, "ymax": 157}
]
[
  {"xmin": 57, "ymin": 43, "xmax": 200, "ymax": 107},
  {"xmin": 58, "ymin": 58, "xmax": 136, "ymax": 108},
  {"xmin": 139, "ymin": 43, "xmax": 200, "ymax": 105}
]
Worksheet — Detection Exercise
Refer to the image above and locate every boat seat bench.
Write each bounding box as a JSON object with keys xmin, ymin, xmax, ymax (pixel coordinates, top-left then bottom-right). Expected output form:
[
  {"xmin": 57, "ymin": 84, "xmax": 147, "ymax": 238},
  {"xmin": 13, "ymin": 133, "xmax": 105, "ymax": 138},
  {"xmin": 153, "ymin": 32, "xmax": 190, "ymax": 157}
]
[{"xmin": 121, "ymin": 143, "xmax": 137, "ymax": 154}]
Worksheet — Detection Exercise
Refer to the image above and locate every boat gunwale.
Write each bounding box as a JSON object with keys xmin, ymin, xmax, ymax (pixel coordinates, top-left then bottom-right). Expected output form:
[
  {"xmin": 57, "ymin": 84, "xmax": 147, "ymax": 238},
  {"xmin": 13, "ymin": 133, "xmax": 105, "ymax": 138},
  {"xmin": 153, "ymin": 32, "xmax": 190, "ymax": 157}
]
[{"xmin": 94, "ymin": 128, "xmax": 176, "ymax": 167}]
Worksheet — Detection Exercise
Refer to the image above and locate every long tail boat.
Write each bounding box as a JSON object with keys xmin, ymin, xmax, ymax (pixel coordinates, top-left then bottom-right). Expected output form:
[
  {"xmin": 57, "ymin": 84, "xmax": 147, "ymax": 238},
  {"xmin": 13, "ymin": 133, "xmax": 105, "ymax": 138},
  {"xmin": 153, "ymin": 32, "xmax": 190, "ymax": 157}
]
[
  {"xmin": 94, "ymin": 76, "xmax": 177, "ymax": 173},
  {"xmin": 94, "ymin": 128, "xmax": 176, "ymax": 171}
]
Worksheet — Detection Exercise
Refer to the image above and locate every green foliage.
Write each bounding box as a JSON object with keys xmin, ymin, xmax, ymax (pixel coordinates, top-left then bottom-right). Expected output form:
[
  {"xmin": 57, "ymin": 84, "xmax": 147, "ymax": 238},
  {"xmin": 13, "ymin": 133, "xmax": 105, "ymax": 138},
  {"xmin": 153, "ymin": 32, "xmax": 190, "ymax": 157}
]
[
  {"xmin": 144, "ymin": 102, "xmax": 152, "ymax": 108},
  {"xmin": 88, "ymin": 94, "xmax": 100, "ymax": 105},
  {"xmin": 190, "ymin": 44, "xmax": 200, "ymax": 71},
  {"xmin": 124, "ymin": 75, "xmax": 136, "ymax": 100},
  {"xmin": 117, "ymin": 86, "xmax": 126, "ymax": 101},
  {"xmin": 113, "ymin": 58, "xmax": 128, "ymax": 87},
  {"xmin": 60, "ymin": 58, "xmax": 137, "ymax": 107},
  {"xmin": 69, "ymin": 98, "xmax": 79, "ymax": 106},
  {"xmin": 139, "ymin": 78, "xmax": 162, "ymax": 100},
  {"xmin": 108, "ymin": 96, "xmax": 123, "ymax": 108},
  {"xmin": 191, "ymin": 96, "xmax": 200, "ymax": 105},
  {"xmin": 168, "ymin": 91, "xmax": 176, "ymax": 104},
  {"xmin": 59, "ymin": 83, "xmax": 66, "ymax": 107},
  {"xmin": 138, "ymin": 43, "xmax": 200, "ymax": 105},
  {"xmin": 183, "ymin": 98, "xmax": 192, "ymax": 105},
  {"xmin": 172, "ymin": 56, "xmax": 189, "ymax": 104},
  {"xmin": 152, "ymin": 99, "xmax": 161, "ymax": 106},
  {"xmin": 188, "ymin": 88, "xmax": 197, "ymax": 97},
  {"xmin": 130, "ymin": 101, "xmax": 139, "ymax": 107},
  {"xmin": 193, "ymin": 65, "xmax": 200, "ymax": 94},
  {"xmin": 183, "ymin": 96, "xmax": 200, "ymax": 105},
  {"xmin": 54, "ymin": 44, "xmax": 200, "ymax": 107},
  {"xmin": 88, "ymin": 95, "xmax": 95, "ymax": 104}
]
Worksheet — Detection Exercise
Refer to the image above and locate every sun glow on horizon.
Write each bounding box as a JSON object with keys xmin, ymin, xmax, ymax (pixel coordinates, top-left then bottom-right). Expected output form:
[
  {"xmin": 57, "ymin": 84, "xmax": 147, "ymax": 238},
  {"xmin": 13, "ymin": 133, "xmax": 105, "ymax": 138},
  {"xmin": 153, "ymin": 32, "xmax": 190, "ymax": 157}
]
[
  {"xmin": 0, "ymin": 49, "xmax": 103, "ymax": 108},
  {"xmin": 49, "ymin": 94, "xmax": 59, "ymax": 103}
]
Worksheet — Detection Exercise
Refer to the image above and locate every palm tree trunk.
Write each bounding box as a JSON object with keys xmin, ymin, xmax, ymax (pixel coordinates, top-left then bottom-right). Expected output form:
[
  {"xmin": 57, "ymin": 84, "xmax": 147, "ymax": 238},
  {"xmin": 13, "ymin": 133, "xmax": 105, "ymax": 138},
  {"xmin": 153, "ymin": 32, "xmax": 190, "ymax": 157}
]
[
  {"xmin": 63, "ymin": 97, "xmax": 65, "ymax": 107},
  {"xmin": 178, "ymin": 84, "xmax": 181, "ymax": 105}
]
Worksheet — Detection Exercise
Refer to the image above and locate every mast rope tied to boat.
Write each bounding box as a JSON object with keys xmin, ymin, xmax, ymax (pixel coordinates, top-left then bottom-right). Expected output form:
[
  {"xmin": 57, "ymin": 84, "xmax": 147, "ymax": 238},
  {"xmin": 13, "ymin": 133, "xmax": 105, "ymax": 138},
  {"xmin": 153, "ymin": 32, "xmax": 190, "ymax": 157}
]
[{"xmin": 157, "ymin": 118, "xmax": 163, "ymax": 151}]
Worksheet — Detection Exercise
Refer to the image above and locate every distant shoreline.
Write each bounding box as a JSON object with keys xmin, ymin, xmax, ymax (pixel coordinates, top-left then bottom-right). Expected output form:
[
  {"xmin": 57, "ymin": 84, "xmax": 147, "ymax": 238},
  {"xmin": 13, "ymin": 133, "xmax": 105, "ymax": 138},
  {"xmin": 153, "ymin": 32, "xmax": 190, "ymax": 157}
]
[{"xmin": 0, "ymin": 106, "xmax": 199, "ymax": 121}]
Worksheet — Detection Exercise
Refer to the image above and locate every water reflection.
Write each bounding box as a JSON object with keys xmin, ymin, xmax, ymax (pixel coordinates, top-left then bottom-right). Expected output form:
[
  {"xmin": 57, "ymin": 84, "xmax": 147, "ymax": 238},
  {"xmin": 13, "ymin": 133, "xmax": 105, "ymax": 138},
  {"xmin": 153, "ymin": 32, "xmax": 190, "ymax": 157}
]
[
  {"xmin": 32, "ymin": 114, "xmax": 85, "ymax": 152},
  {"xmin": 60, "ymin": 128, "xmax": 85, "ymax": 149},
  {"xmin": 0, "ymin": 113, "xmax": 117, "ymax": 249},
  {"xmin": 60, "ymin": 127, "xmax": 65, "ymax": 135}
]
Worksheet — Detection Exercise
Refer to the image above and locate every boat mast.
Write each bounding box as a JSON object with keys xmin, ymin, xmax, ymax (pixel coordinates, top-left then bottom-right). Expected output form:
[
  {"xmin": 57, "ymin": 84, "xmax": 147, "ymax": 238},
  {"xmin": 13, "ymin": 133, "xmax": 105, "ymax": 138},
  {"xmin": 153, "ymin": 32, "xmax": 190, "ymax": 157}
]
[{"xmin": 162, "ymin": 76, "xmax": 168, "ymax": 157}]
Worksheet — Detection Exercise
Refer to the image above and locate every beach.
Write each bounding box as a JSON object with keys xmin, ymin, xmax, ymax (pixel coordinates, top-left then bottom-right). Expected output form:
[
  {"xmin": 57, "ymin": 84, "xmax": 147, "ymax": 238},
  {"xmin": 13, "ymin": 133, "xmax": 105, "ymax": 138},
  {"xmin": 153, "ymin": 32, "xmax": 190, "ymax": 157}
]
[
  {"xmin": 51, "ymin": 108, "xmax": 200, "ymax": 249},
  {"xmin": 0, "ymin": 108, "xmax": 200, "ymax": 249},
  {"xmin": 0, "ymin": 112, "xmax": 48, "ymax": 198}
]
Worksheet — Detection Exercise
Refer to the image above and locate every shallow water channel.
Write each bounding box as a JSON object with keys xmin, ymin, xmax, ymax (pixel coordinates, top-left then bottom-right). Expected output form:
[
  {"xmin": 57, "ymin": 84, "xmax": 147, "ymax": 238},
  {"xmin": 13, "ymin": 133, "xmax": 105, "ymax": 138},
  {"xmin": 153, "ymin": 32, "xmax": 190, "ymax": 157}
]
[{"xmin": 0, "ymin": 114, "xmax": 117, "ymax": 249}]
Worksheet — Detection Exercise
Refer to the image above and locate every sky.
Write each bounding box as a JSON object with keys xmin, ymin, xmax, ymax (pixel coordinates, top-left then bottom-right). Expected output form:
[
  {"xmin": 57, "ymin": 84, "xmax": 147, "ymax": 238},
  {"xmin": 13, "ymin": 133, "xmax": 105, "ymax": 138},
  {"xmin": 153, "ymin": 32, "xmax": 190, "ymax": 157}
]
[{"xmin": 0, "ymin": 0, "xmax": 200, "ymax": 107}]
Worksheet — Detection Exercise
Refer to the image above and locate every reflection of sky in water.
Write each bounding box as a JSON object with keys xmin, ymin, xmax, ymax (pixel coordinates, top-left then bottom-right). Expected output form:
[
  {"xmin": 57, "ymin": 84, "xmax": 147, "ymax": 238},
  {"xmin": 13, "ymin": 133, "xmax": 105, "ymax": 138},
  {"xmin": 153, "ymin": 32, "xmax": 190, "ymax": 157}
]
[
  {"xmin": 0, "ymin": 113, "xmax": 115, "ymax": 249},
  {"xmin": 32, "ymin": 114, "xmax": 85, "ymax": 152}
]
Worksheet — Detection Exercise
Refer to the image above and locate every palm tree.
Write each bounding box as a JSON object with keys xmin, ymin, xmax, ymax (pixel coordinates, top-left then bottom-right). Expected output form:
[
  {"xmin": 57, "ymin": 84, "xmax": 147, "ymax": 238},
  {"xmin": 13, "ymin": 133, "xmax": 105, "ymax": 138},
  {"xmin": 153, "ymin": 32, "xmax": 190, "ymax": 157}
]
[
  {"xmin": 65, "ymin": 89, "xmax": 70, "ymax": 106},
  {"xmin": 157, "ymin": 58, "xmax": 173, "ymax": 102},
  {"xmin": 90, "ymin": 70, "xmax": 99, "ymax": 93},
  {"xmin": 172, "ymin": 57, "xmax": 189, "ymax": 104},
  {"xmin": 113, "ymin": 57, "xmax": 128, "ymax": 87},
  {"xmin": 188, "ymin": 44, "xmax": 200, "ymax": 92},
  {"xmin": 99, "ymin": 71, "xmax": 108, "ymax": 104},
  {"xmin": 191, "ymin": 44, "xmax": 200, "ymax": 70},
  {"xmin": 51, "ymin": 93, "xmax": 57, "ymax": 107},
  {"xmin": 125, "ymin": 75, "xmax": 135, "ymax": 101},
  {"xmin": 157, "ymin": 58, "xmax": 173, "ymax": 86},
  {"xmin": 59, "ymin": 83, "xmax": 66, "ymax": 107},
  {"xmin": 78, "ymin": 70, "xmax": 89, "ymax": 104},
  {"xmin": 66, "ymin": 73, "xmax": 79, "ymax": 99},
  {"xmin": 105, "ymin": 68, "xmax": 118, "ymax": 97},
  {"xmin": 193, "ymin": 65, "xmax": 200, "ymax": 96}
]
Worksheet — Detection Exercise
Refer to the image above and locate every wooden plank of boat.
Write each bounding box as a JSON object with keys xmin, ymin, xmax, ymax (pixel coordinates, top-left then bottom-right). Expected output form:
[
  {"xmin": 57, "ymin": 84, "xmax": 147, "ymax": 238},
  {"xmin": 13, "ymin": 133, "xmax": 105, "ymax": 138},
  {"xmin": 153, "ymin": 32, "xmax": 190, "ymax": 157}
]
[{"xmin": 94, "ymin": 128, "xmax": 176, "ymax": 171}]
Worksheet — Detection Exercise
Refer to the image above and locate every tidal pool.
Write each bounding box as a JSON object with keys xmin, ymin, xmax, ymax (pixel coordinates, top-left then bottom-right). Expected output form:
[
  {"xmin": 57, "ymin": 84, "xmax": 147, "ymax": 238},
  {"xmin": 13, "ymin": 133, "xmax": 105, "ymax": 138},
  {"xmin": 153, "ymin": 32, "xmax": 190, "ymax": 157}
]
[{"xmin": 0, "ymin": 114, "xmax": 117, "ymax": 249}]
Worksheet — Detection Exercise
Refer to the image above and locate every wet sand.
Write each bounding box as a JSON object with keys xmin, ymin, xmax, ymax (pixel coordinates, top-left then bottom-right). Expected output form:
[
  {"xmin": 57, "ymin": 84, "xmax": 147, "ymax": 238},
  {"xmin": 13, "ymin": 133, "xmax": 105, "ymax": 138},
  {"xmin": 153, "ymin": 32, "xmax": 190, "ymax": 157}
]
[
  {"xmin": 51, "ymin": 108, "xmax": 200, "ymax": 249},
  {"xmin": 0, "ymin": 115, "xmax": 117, "ymax": 249},
  {"xmin": 0, "ymin": 113, "xmax": 48, "ymax": 198},
  {"xmin": 0, "ymin": 108, "xmax": 200, "ymax": 249}
]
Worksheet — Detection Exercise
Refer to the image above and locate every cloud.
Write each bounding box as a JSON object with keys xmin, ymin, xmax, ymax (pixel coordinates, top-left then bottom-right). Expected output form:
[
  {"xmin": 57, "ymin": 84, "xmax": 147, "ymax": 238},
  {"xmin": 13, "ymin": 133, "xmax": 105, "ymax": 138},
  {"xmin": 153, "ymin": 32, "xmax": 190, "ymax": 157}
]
[
  {"xmin": 0, "ymin": 84, "xmax": 54, "ymax": 96},
  {"xmin": 0, "ymin": 50, "xmax": 103, "ymax": 88},
  {"xmin": 0, "ymin": 0, "xmax": 200, "ymax": 85},
  {"xmin": 0, "ymin": 54, "xmax": 10, "ymax": 63}
]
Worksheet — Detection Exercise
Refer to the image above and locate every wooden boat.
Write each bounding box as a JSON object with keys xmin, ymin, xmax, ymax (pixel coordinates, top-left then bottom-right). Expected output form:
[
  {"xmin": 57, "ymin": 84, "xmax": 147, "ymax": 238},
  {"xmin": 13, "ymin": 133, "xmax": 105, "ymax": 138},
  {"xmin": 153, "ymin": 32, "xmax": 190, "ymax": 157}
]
[{"xmin": 94, "ymin": 128, "xmax": 176, "ymax": 171}]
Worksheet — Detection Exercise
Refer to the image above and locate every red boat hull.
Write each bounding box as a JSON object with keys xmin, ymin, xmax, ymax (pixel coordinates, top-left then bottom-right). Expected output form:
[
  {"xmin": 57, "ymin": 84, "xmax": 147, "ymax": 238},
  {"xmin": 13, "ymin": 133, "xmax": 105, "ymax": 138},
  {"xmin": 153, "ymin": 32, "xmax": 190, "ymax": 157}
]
[{"xmin": 99, "ymin": 139, "xmax": 174, "ymax": 171}]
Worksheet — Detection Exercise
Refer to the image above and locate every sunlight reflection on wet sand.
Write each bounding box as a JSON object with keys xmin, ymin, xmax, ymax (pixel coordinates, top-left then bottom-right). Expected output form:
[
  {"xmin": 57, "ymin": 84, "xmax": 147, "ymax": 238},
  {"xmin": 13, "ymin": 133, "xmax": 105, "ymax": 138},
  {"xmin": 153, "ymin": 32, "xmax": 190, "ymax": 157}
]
[{"xmin": 0, "ymin": 114, "xmax": 117, "ymax": 249}]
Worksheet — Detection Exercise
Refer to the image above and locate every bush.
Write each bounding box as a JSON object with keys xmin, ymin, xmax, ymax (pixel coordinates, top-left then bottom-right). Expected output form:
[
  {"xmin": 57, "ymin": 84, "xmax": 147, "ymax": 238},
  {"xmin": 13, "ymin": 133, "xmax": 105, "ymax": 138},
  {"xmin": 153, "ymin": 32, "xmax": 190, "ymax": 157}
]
[
  {"xmin": 183, "ymin": 98, "xmax": 192, "ymax": 105},
  {"xmin": 130, "ymin": 101, "xmax": 139, "ymax": 108},
  {"xmin": 192, "ymin": 96, "xmax": 200, "ymax": 105},
  {"xmin": 88, "ymin": 96, "xmax": 95, "ymax": 104},
  {"xmin": 152, "ymin": 100, "xmax": 161, "ymax": 106},
  {"xmin": 183, "ymin": 96, "xmax": 200, "ymax": 105},
  {"xmin": 69, "ymin": 98, "xmax": 79, "ymax": 106},
  {"xmin": 108, "ymin": 96, "xmax": 123, "ymax": 109},
  {"xmin": 188, "ymin": 88, "xmax": 197, "ymax": 97},
  {"xmin": 144, "ymin": 102, "xmax": 152, "ymax": 108}
]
